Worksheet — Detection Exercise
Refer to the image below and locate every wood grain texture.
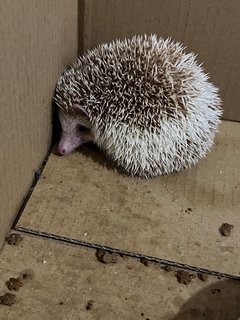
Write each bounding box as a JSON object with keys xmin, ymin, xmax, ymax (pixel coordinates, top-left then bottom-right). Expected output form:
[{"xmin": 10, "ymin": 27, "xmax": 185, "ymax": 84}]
[{"xmin": 0, "ymin": 0, "xmax": 78, "ymax": 247}]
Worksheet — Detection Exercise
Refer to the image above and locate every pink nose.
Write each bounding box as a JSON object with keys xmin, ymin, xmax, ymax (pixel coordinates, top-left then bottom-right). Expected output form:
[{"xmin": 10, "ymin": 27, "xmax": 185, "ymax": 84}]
[{"xmin": 55, "ymin": 145, "xmax": 66, "ymax": 156}]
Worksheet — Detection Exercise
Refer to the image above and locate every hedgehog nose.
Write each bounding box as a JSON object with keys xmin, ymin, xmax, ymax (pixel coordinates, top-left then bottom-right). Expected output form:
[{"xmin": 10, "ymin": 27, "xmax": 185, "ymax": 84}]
[
  {"xmin": 59, "ymin": 148, "xmax": 66, "ymax": 155},
  {"xmin": 55, "ymin": 145, "xmax": 66, "ymax": 156}
]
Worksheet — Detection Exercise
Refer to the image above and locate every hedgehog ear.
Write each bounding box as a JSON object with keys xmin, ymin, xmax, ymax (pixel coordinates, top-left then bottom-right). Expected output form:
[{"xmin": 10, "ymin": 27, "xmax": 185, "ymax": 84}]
[
  {"xmin": 72, "ymin": 104, "xmax": 89, "ymax": 118},
  {"xmin": 72, "ymin": 104, "xmax": 91, "ymax": 128}
]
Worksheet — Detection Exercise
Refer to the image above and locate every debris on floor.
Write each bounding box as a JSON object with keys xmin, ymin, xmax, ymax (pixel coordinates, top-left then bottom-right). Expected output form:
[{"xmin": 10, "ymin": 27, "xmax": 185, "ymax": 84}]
[
  {"xmin": 197, "ymin": 272, "xmax": 208, "ymax": 281},
  {"xmin": 175, "ymin": 270, "xmax": 196, "ymax": 285},
  {"xmin": 19, "ymin": 269, "xmax": 34, "ymax": 281},
  {"xmin": 161, "ymin": 265, "xmax": 172, "ymax": 272},
  {"xmin": 95, "ymin": 249, "xmax": 119, "ymax": 264},
  {"xmin": 140, "ymin": 258, "xmax": 150, "ymax": 267},
  {"xmin": 210, "ymin": 288, "xmax": 221, "ymax": 294},
  {"xmin": 5, "ymin": 277, "xmax": 23, "ymax": 291},
  {"xmin": 185, "ymin": 207, "xmax": 192, "ymax": 214},
  {"xmin": 6, "ymin": 233, "xmax": 23, "ymax": 245},
  {"xmin": 85, "ymin": 300, "xmax": 94, "ymax": 310},
  {"xmin": 0, "ymin": 293, "xmax": 17, "ymax": 306},
  {"xmin": 219, "ymin": 223, "xmax": 234, "ymax": 236},
  {"xmin": 1, "ymin": 233, "xmax": 240, "ymax": 320}
]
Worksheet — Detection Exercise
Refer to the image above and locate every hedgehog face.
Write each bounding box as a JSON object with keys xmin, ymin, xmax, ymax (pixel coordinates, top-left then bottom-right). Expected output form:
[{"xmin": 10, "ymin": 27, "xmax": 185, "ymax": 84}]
[{"xmin": 57, "ymin": 107, "xmax": 94, "ymax": 155}]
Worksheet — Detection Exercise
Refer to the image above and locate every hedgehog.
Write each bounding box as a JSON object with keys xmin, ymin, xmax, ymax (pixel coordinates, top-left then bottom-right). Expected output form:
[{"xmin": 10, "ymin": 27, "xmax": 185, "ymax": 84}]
[{"xmin": 54, "ymin": 34, "xmax": 222, "ymax": 178}]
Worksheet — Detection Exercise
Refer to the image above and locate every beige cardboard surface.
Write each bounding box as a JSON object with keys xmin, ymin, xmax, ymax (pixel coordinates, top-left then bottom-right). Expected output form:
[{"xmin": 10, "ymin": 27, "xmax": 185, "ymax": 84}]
[
  {"xmin": 0, "ymin": 233, "xmax": 240, "ymax": 319},
  {"xmin": 82, "ymin": 0, "xmax": 240, "ymax": 121},
  {"xmin": 0, "ymin": 1, "xmax": 78, "ymax": 247},
  {"xmin": 17, "ymin": 121, "xmax": 240, "ymax": 276}
]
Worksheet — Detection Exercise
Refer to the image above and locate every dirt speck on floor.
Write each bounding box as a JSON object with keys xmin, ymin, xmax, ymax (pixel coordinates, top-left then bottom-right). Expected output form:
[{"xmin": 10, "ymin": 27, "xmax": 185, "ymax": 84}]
[
  {"xmin": 19, "ymin": 269, "xmax": 35, "ymax": 281},
  {"xmin": 197, "ymin": 272, "xmax": 208, "ymax": 281},
  {"xmin": 161, "ymin": 265, "xmax": 172, "ymax": 272},
  {"xmin": 58, "ymin": 301, "xmax": 64, "ymax": 305},
  {"xmin": 210, "ymin": 288, "xmax": 221, "ymax": 294},
  {"xmin": 185, "ymin": 207, "xmax": 192, "ymax": 214},
  {"xmin": 175, "ymin": 270, "xmax": 196, "ymax": 285},
  {"xmin": 140, "ymin": 258, "xmax": 150, "ymax": 267},
  {"xmin": 219, "ymin": 223, "xmax": 234, "ymax": 236},
  {"xmin": 85, "ymin": 300, "xmax": 94, "ymax": 310},
  {"xmin": 119, "ymin": 253, "xmax": 127, "ymax": 259},
  {"xmin": 95, "ymin": 249, "xmax": 119, "ymax": 264},
  {"xmin": 6, "ymin": 277, "xmax": 24, "ymax": 291},
  {"xmin": 0, "ymin": 293, "xmax": 17, "ymax": 306},
  {"xmin": 6, "ymin": 233, "xmax": 23, "ymax": 245}
]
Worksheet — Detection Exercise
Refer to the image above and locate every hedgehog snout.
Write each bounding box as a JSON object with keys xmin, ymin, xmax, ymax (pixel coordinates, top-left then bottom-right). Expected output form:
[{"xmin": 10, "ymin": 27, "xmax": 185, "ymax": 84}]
[
  {"xmin": 56, "ymin": 131, "xmax": 84, "ymax": 156},
  {"xmin": 57, "ymin": 145, "xmax": 67, "ymax": 155}
]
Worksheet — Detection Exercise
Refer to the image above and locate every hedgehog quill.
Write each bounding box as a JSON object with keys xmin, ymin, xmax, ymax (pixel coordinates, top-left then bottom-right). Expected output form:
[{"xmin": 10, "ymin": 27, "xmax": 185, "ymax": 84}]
[{"xmin": 54, "ymin": 34, "xmax": 222, "ymax": 178}]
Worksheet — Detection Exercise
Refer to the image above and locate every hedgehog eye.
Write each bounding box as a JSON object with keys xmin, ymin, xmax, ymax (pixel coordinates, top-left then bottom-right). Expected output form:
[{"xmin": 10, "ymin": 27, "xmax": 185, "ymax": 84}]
[{"xmin": 77, "ymin": 124, "xmax": 88, "ymax": 133}]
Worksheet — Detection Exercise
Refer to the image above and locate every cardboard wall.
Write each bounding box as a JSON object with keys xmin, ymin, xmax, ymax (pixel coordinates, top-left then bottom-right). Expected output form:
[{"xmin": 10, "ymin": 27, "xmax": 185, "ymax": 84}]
[
  {"xmin": 1, "ymin": 0, "xmax": 239, "ymax": 248},
  {"xmin": 81, "ymin": 0, "xmax": 240, "ymax": 121},
  {"xmin": 0, "ymin": 0, "xmax": 79, "ymax": 247}
]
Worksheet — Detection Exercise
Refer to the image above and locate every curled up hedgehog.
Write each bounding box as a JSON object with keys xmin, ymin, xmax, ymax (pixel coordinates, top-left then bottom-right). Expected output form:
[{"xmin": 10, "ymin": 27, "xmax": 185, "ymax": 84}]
[{"xmin": 54, "ymin": 34, "xmax": 222, "ymax": 178}]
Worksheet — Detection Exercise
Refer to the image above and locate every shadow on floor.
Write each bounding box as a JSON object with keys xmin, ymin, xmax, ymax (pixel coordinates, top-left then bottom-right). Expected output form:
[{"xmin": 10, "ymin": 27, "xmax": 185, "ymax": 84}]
[
  {"xmin": 79, "ymin": 143, "xmax": 113, "ymax": 169},
  {"xmin": 172, "ymin": 279, "xmax": 240, "ymax": 320},
  {"xmin": 78, "ymin": 143, "xmax": 131, "ymax": 177}
]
